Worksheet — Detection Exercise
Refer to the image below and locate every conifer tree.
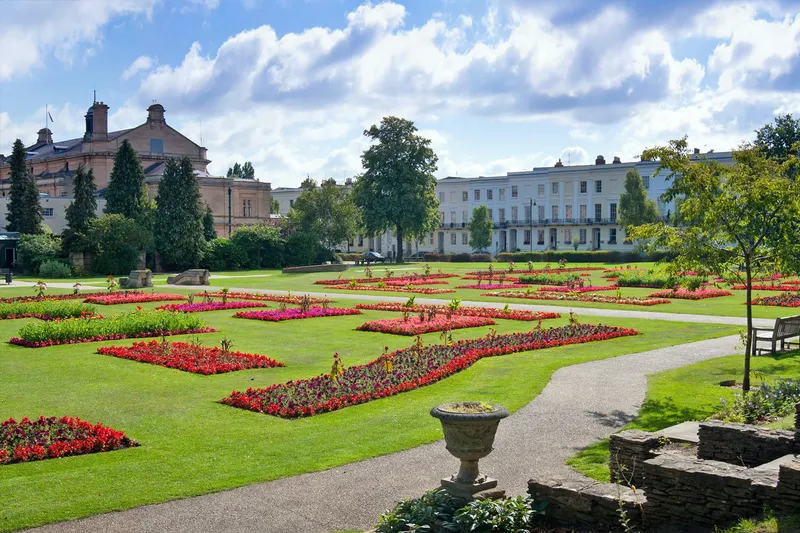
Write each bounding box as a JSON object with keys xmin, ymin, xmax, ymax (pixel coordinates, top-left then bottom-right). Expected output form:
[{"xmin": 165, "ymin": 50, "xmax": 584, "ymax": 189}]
[
  {"xmin": 154, "ymin": 157, "xmax": 206, "ymax": 270},
  {"xmin": 63, "ymin": 165, "xmax": 98, "ymax": 252},
  {"xmin": 6, "ymin": 139, "xmax": 43, "ymax": 234},
  {"xmin": 202, "ymin": 205, "xmax": 217, "ymax": 241},
  {"xmin": 105, "ymin": 140, "xmax": 148, "ymax": 219}
]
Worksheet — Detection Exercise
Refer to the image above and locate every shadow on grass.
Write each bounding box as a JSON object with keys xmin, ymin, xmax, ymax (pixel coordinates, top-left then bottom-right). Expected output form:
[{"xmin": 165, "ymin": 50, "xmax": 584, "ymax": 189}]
[{"xmin": 634, "ymin": 397, "xmax": 708, "ymax": 433}]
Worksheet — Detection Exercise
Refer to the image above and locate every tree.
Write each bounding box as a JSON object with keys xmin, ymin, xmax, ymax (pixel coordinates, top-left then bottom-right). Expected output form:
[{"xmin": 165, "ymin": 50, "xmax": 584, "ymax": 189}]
[
  {"xmin": 617, "ymin": 168, "xmax": 661, "ymax": 231},
  {"xmin": 353, "ymin": 116, "xmax": 439, "ymax": 263},
  {"xmin": 629, "ymin": 138, "xmax": 800, "ymax": 391},
  {"xmin": 227, "ymin": 161, "xmax": 255, "ymax": 179},
  {"xmin": 6, "ymin": 139, "xmax": 43, "ymax": 234},
  {"xmin": 154, "ymin": 157, "xmax": 206, "ymax": 271},
  {"xmin": 270, "ymin": 197, "xmax": 280, "ymax": 215},
  {"xmin": 87, "ymin": 214, "xmax": 151, "ymax": 274},
  {"xmin": 755, "ymin": 114, "xmax": 800, "ymax": 165},
  {"xmin": 289, "ymin": 179, "xmax": 360, "ymax": 251},
  {"xmin": 229, "ymin": 223, "xmax": 284, "ymax": 268},
  {"xmin": 202, "ymin": 205, "xmax": 217, "ymax": 241},
  {"xmin": 468, "ymin": 205, "xmax": 492, "ymax": 252},
  {"xmin": 63, "ymin": 165, "xmax": 98, "ymax": 253},
  {"xmin": 227, "ymin": 162, "xmax": 242, "ymax": 178},
  {"xmin": 105, "ymin": 140, "xmax": 148, "ymax": 219},
  {"xmin": 300, "ymin": 176, "xmax": 317, "ymax": 190}
]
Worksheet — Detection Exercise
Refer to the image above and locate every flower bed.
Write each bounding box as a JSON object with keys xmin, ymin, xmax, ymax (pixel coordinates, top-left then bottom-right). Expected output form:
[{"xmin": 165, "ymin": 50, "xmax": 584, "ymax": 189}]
[
  {"xmin": 615, "ymin": 272, "xmax": 690, "ymax": 288},
  {"xmin": 460, "ymin": 275, "xmax": 520, "ymax": 282},
  {"xmin": 455, "ymin": 283, "xmax": 530, "ymax": 290},
  {"xmin": 537, "ymin": 285, "xmax": 616, "ymax": 293},
  {"xmin": 83, "ymin": 292, "xmax": 186, "ymax": 305},
  {"xmin": 465, "ymin": 267, "xmax": 602, "ymax": 276},
  {"xmin": 482, "ymin": 290, "xmax": 671, "ymax": 306},
  {"xmin": 194, "ymin": 291, "xmax": 332, "ymax": 305},
  {"xmin": 648, "ymin": 288, "xmax": 734, "ymax": 300},
  {"xmin": 323, "ymin": 285, "xmax": 455, "ymax": 294},
  {"xmin": 97, "ymin": 340, "xmax": 284, "ymax": 374},
  {"xmin": 234, "ymin": 307, "xmax": 362, "ymax": 322},
  {"xmin": 384, "ymin": 279, "xmax": 451, "ymax": 286},
  {"xmin": 354, "ymin": 302, "xmax": 560, "ymax": 321},
  {"xmin": 221, "ymin": 324, "xmax": 639, "ymax": 418},
  {"xmin": 731, "ymin": 284, "xmax": 800, "ymax": 291},
  {"xmin": 356, "ymin": 315, "xmax": 496, "ymax": 335},
  {"xmin": 0, "ymin": 292, "xmax": 110, "ymax": 305},
  {"xmin": 1, "ymin": 416, "xmax": 137, "ymax": 465},
  {"xmin": 0, "ymin": 300, "xmax": 98, "ymax": 321},
  {"xmin": 518, "ymin": 273, "xmax": 581, "ymax": 285},
  {"xmin": 9, "ymin": 310, "xmax": 215, "ymax": 348},
  {"xmin": 315, "ymin": 273, "xmax": 458, "ymax": 285},
  {"xmin": 155, "ymin": 301, "xmax": 269, "ymax": 313},
  {"xmin": 750, "ymin": 293, "xmax": 800, "ymax": 307}
]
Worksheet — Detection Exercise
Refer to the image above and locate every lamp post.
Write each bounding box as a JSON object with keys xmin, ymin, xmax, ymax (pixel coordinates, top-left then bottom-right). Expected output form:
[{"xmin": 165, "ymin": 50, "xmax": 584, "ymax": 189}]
[{"xmin": 529, "ymin": 198, "xmax": 537, "ymax": 251}]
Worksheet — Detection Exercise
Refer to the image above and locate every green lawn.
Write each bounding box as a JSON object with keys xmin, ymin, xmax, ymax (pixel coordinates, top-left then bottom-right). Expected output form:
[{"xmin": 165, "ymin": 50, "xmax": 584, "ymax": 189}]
[
  {"xmin": 0, "ymin": 285, "xmax": 737, "ymax": 532},
  {"xmin": 566, "ymin": 349, "xmax": 800, "ymax": 482}
]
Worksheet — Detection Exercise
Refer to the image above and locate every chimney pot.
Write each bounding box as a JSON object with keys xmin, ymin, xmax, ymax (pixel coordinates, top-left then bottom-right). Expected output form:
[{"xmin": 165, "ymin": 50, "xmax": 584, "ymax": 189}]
[
  {"xmin": 37, "ymin": 128, "xmax": 53, "ymax": 145},
  {"xmin": 693, "ymin": 148, "xmax": 700, "ymax": 155},
  {"xmin": 612, "ymin": 156, "xmax": 621, "ymax": 164},
  {"xmin": 595, "ymin": 155, "xmax": 606, "ymax": 165}
]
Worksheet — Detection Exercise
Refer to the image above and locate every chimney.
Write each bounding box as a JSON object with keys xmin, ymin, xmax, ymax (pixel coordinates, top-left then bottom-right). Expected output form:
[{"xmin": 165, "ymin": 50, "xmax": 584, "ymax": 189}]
[
  {"xmin": 693, "ymin": 148, "xmax": 700, "ymax": 155},
  {"xmin": 554, "ymin": 158, "xmax": 564, "ymax": 168},
  {"xmin": 84, "ymin": 101, "xmax": 109, "ymax": 141},
  {"xmin": 37, "ymin": 128, "xmax": 53, "ymax": 145},
  {"xmin": 147, "ymin": 104, "xmax": 166, "ymax": 124},
  {"xmin": 612, "ymin": 156, "xmax": 621, "ymax": 164},
  {"xmin": 199, "ymin": 147, "xmax": 208, "ymax": 160},
  {"xmin": 595, "ymin": 155, "xmax": 606, "ymax": 165},
  {"xmin": 345, "ymin": 177, "xmax": 353, "ymax": 185}
]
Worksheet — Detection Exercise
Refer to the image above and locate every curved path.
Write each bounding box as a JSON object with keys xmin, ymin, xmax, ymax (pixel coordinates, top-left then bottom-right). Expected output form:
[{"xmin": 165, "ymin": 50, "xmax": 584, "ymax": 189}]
[{"xmin": 31, "ymin": 334, "xmax": 741, "ymax": 533}]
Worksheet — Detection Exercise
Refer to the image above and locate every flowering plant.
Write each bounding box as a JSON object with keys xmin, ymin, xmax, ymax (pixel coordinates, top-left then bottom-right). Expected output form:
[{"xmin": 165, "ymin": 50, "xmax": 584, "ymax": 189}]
[
  {"xmin": 194, "ymin": 291, "xmax": 332, "ymax": 305},
  {"xmin": 536, "ymin": 285, "xmax": 616, "ymax": 293},
  {"xmin": 0, "ymin": 300, "xmax": 99, "ymax": 321},
  {"xmin": 455, "ymin": 283, "xmax": 530, "ymax": 290},
  {"xmin": 750, "ymin": 293, "xmax": 800, "ymax": 307},
  {"xmin": 316, "ymin": 273, "xmax": 457, "ymax": 285},
  {"xmin": 466, "ymin": 267, "xmax": 602, "ymax": 276},
  {"xmin": 324, "ymin": 284, "xmax": 455, "ymax": 294},
  {"xmin": 0, "ymin": 291, "xmax": 109, "ymax": 305},
  {"xmin": 482, "ymin": 290, "xmax": 671, "ymax": 306},
  {"xmin": 355, "ymin": 302, "xmax": 560, "ymax": 321},
  {"xmin": 518, "ymin": 273, "xmax": 581, "ymax": 285},
  {"xmin": 155, "ymin": 301, "xmax": 269, "ymax": 313},
  {"xmin": 731, "ymin": 284, "xmax": 800, "ymax": 291},
  {"xmin": 460, "ymin": 275, "xmax": 520, "ymax": 283},
  {"xmin": 83, "ymin": 292, "xmax": 186, "ymax": 305},
  {"xmin": 648, "ymin": 288, "xmax": 733, "ymax": 300},
  {"xmin": 234, "ymin": 306, "xmax": 362, "ymax": 322},
  {"xmin": 356, "ymin": 314, "xmax": 496, "ymax": 335}
]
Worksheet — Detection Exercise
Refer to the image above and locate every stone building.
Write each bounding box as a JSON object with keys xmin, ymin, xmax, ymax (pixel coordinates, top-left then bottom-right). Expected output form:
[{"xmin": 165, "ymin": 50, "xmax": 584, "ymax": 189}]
[{"xmin": 0, "ymin": 101, "xmax": 271, "ymax": 237}]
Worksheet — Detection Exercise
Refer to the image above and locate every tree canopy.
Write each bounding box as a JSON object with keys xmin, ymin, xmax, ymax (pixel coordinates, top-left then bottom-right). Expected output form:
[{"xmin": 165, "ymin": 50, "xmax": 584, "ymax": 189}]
[
  {"xmin": 6, "ymin": 139, "xmax": 43, "ymax": 234},
  {"xmin": 353, "ymin": 116, "xmax": 439, "ymax": 263},
  {"xmin": 63, "ymin": 165, "xmax": 98, "ymax": 252},
  {"xmin": 289, "ymin": 179, "xmax": 360, "ymax": 251},
  {"xmin": 202, "ymin": 205, "xmax": 217, "ymax": 241},
  {"xmin": 105, "ymin": 139, "xmax": 149, "ymax": 219},
  {"xmin": 617, "ymin": 168, "xmax": 661, "ymax": 230},
  {"xmin": 87, "ymin": 214, "xmax": 151, "ymax": 274},
  {"xmin": 755, "ymin": 114, "xmax": 800, "ymax": 165},
  {"xmin": 468, "ymin": 205, "xmax": 492, "ymax": 252},
  {"xmin": 154, "ymin": 157, "xmax": 206, "ymax": 270},
  {"xmin": 300, "ymin": 176, "xmax": 317, "ymax": 190},
  {"xmin": 629, "ymin": 138, "xmax": 800, "ymax": 391},
  {"xmin": 227, "ymin": 161, "xmax": 255, "ymax": 180},
  {"xmin": 270, "ymin": 197, "xmax": 280, "ymax": 215}
]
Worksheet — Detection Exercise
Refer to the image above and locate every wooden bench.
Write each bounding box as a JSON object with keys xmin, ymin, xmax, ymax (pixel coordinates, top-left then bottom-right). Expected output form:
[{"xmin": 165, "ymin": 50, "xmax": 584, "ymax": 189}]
[{"xmin": 752, "ymin": 315, "xmax": 800, "ymax": 355}]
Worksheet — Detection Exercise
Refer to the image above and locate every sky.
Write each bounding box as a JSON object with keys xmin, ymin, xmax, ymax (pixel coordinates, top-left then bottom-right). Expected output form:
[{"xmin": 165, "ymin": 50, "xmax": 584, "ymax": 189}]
[{"xmin": 1, "ymin": 0, "xmax": 800, "ymax": 188}]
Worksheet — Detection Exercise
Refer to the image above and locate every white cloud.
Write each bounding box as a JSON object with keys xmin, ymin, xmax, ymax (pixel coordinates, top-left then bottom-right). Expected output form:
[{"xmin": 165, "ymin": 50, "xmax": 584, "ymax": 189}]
[{"xmin": 122, "ymin": 56, "xmax": 156, "ymax": 80}]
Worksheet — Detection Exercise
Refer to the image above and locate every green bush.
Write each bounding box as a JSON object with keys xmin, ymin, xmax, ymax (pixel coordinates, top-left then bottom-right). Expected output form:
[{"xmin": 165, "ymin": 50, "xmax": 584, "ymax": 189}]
[
  {"xmin": 0, "ymin": 300, "xmax": 95, "ymax": 320},
  {"xmin": 336, "ymin": 253, "xmax": 362, "ymax": 262},
  {"xmin": 519, "ymin": 272, "xmax": 580, "ymax": 285},
  {"xmin": 201, "ymin": 238, "xmax": 248, "ymax": 271},
  {"xmin": 37, "ymin": 260, "xmax": 72, "ymax": 279},
  {"xmin": 714, "ymin": 379, "xmax": 800, "ymax": 424},
  {"xmin": 496, "ymin": 250, "xmax": 672, "ymax": 263},
  {"xmin": 284, "ymin": 232, "xmax": 320, "ymax": 267},
  {"xmin": 229, "ymin": 224, "xmax": 284, "ymax": 268},
  {"xmin": 87, "ymin": 215, "xmax": 151, "ymax": 275},
  {"xmin": 376, "ymin": 489, "xmax": 460, "ymax": 533},
  {"xmin": 17, "ymin": 234, "xmax": 61, "ymax": 274},
  {"xmin": 423, "ymin": 253, "xmax": 452, "ymax": 262},
  {"xmin": 616, "ymin": 271, "xmax": 681, "ymax": 288}
]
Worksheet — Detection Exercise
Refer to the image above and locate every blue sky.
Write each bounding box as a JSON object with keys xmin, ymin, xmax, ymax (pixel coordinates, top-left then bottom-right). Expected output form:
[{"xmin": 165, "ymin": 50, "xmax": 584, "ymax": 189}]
[{"xmin": 2, "ymin": 0, "xmax": 800, "ymax": 188}]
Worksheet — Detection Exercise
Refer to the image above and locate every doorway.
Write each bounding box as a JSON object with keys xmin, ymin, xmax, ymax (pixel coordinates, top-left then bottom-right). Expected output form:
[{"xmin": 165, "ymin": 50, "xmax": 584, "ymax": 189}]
[
  {"xmin": 549, "ymin": 228, "xmax": 557, "ymax": 249},
  {"xmin": 437, "ymin": 232, "xmax": 445, "ymax": 253},
  {"xmin": 593, "ymin": 228, "xmax": 601, "ymax": 250}
]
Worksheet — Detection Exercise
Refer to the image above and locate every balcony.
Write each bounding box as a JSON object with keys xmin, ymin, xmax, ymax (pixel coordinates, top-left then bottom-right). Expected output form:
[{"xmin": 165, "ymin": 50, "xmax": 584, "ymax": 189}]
[{"xmin": 505, "ymin": 218, "xmax": 619, "ymax": 227}]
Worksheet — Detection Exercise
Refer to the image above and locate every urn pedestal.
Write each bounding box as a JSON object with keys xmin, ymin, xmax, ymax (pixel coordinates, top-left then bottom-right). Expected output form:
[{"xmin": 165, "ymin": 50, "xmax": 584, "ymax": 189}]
[{"xmin": 430, "ymin": 402, "xmax": 509, "ymax": 500}]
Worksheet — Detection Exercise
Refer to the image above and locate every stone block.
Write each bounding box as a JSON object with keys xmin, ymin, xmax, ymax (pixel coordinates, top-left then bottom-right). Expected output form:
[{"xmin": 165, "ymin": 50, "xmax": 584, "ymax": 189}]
[
  {"xmin": 120, "ymin": 270, "xmax": 153, "ymax": 289},
  {"xmin": 167, "ymin": 269, "xmax": 210, "ymax": 286}
]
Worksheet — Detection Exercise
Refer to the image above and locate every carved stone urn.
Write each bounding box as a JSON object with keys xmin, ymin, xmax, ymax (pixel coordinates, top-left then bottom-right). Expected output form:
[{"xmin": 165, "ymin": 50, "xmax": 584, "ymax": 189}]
[{"xmin": 430, "ymin": 401, "xmax": 509, "ymax": 499}]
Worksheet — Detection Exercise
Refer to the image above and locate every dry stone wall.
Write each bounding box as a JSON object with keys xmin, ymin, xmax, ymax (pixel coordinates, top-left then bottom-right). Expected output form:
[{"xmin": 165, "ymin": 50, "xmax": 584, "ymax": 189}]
[{"xmin": 697, "ymin": 420, "xmax": 795, "ymax": 467}]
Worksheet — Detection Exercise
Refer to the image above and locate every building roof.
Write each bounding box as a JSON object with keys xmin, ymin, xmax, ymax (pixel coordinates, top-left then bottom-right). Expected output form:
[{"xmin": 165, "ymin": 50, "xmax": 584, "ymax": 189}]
[{"xmin": 24, "ymin": 130, "xmax": 133, "ymax": 163}]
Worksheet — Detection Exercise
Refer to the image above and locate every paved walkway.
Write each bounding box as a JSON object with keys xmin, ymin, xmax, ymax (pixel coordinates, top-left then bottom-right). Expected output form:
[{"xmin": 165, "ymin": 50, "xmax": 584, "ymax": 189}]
[{"xmin": 31, "ymin": 335, "xmax": 742, "ymax": 533}]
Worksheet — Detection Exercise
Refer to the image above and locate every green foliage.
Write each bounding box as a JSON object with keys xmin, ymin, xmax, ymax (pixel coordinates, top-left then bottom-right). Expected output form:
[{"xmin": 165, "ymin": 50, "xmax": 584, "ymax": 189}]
[
  {"xmin": 154, "ymin": 157, "xmax": 206, "ymax": 270},
  {"xmin": 755, "ymin": 114, "xmax": 800, "ymax": 168},
  {"xmin": 300, "ymin": 176, "xmax": 316, "ymax": 190},
  {"xmin": 17, "ymin": 234, "xmax": 61, "ymax": 275},
  {"xmin": 518, "ymin": 272, "xmax": 580, "ymax": 285},
  {"xmin": 62, "ymin": 165, "xmax": 98, "ymax": 253},
  {"xmin": 284, "ymin": 232, "xmax": 320, "ymax": 266},
  {"xmin": 6, "ymin": 139, "xmax": 43, "ymax": 234},
  {"xmin": 354, "ymin": 116, "xmax": 439, "ymax": 262},
  {"xmin": 0, "ymin": 300, "xmax": 94, "ymax": 319},
  {"xmin": 496, "ymin": 250, "xmax": 670, "ymax": 263},
  {"xmin": 229, "ymin": 223, "xmax": 284, "ymax": 268},
  {"xmin": 714, "ymin": 379, "xmax": 800, "ymax": 424},
  {"xmin": 270, "ymin": 197, "xmax": 280, "ymax": 215},
  {"xmin": 468, "ymin": 205, "xmax": 493, "ymax": 252},
  {"xmin": 200, "ymin": 238, "xmax": 248, "ymax": 271},
  {"xmin": 616, "ymin": 271, "xmax": 681, "ymax": 288},
  {"xmin": 105, "ymin": 140, "xmax": 148, "ymax": 219},
  {"xmin": 226, "ymin": 161, "xmax": 255, "ymax": 180},
  {"xmin": 202, "ymin": 205, "xmax": 217, "ymax": 241},
  {"xmin": 38, "ymin": 260, "xmax": 72, "ymax": 279},
  {"xmin": 376, "ymin": 489, "xmax": 459, "ymax": 533},
  {"xmin": 288, "ymin": 179, "xmax": 360, "ymax": 251},
  {"xmin": 617, "ymin": 168, "xmax": 661, "ymax": 230},
  {"xmin": 87, "ymin": 214, "xmax": 150, "ymax": 275}
]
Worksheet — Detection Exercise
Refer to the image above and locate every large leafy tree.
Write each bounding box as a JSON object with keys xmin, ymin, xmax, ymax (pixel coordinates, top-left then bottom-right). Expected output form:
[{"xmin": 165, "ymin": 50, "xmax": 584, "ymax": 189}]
[
  {"xmin": 63, "ymin": 165, "xmax": 98, "ymax": 252},
  {"xmin": 6, "ymin": 139, "xmax": 43, "ymax": 234},
  {"xmin": 289, "ymin": 178, "xmax": 360, "ymax": 251},
  {"xmin": 154, "ymin": 157, "xmax": 206, "ymax": 270},
  {"xmin": 105, "ymin": 139, "xmax": 148, "ymax": 219},
  {"xmin": 87, "ymin": 214, "xmax": 151, "ymax": 274},
  {"xmin": 630, "ymin": 139, "xmax": 800, "ymax": 391},
  {"xmin": 755, "ymin": 114, "xmax": 800, "ymax": 165},
  {"xmin": 617, "ymin": 168, "xmax": 661, "ymax": 231},
  {"xmin": 468, "ymin": 205, "xmax": 492, "ymax": 252},
  {"xmin": 353, "ymin": 116, "xmax": 439, "ymax": 263},
  {"xmin": 300, "ymin": 176, "xmax": 317, "ymax": 190}
]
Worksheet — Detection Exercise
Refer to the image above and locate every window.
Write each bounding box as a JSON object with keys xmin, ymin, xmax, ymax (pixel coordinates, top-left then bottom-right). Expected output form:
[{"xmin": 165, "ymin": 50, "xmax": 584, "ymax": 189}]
[
  {"xmin": 438, "ymin": 192, "xmax": 445, "ymax": 202},
  {"xmin": 610, "ymin": 203, "xmax": 617, "ymax": 222},
  {"xmin": 643, "ymin": 176, "xmax": 650, "ymax": 189},
  {"xmin": 462, "ymin": 211, "xmax": 468, "ymax": 224},
  {"xmin": 474, "ymin": 190, "xmax": 480, "ymax": 201},
  {"xmin": 609, "ymin": 228, "xmax": 617, "ymax": 244},
  {"xmin": 538, "ymin": 205, "xmax": 545, "ymax": 221},
  {"xmin": 430, "ymin": 233, "xmax": 434, "ymax": 245},
  {"xmin": 487, "ymin": 189, "xmax": 493, "ymax": 200},
  {"xmin": 451, "ymin": 233, "xmax": 457, "ymax": 245},
  {"xmin": 149, "ymin": 138, "xmax": 164, "ymax": 153},
  {"xmin": 595, "ymin": 203, "xmax": 602, "ymax": 220},
  {"xmin": 487, "ymin": 208, "xmax": 493, "ymax": 220},
  {"xmin": 580, "ymin": 181, "xmax": 587, "ymax": 193},
  {"xmin": 565, "ymin": 205, "xmax": 573, "ymax": 220},
  {"xmin": 499, "ymin": 208, "xmax": 505, "ymax": 223},
  {"xmin": 524, "ymin": 205, "xmax": 532, "ymax": 221},
  {"xmin": 552, "ymin": 182, "xmax": 559, "ymax": 194},
  {"xmin": 440, "ymin": 211, "xmax": 445, "ymax": 224},
  {"xmin": 462, "ymin": 191, "xmax": 468, "ymax": 202},
  {"xmin": 551, "ymin": 205, "xmax": 558, "ymax": 220},
  {"xmin": 43, "ymin": 208, "xmax": 54, "ymax": 217},
  {"xmin": 348, "ymin": 239, "xmax": 354, "ymax": 247},
  {"xmin": 579, "ymin": 229, "xmax": 587, "ymax": 244},
  {"xmin": 358, "ymin": 234, "xmax": 364, "ymax": 246},
  {"xmin": 538, "ymin": 184, "xmax": 545, "ymax": 197},
  {"xmin": 289, "ymin": 199, "xmax": 294, "ymax": 208},
  {"xmin": 537, "ymin": 230, "xmax": 545, "ymax": 245},
  {"xmin": 595, "ymin": 180, "xmax": 602, "ymax": 193},
  {"xmin": 242, "ymin": 199, "xmax": 252, "ymax": 217},
  {"xmin": 499, "ymin": 188, "xmax": 505, "ymax": 201},
  {"xmin": 511, "ymin": 206, "xmax": 518, "ymax": 221},
  {"xmin": 524, "ymin": 229, "xmax": 531, "ymax": 245},
  {"xmin": 579, "ymin": 204, "xmax": 587, "ymax": 221},
  {"xmin": 462, "ymin": 233, "xmax": 468, "ymax": 245},
  {"xmin": 512, "ymin": 186, "xmax": 518, "ymax": 198},
  {"xmin": 450, "ymin": 212, "xmax": 456, "ymax": 224},
  {"xmin": 565, "ymin": 229, "xmax": 572, "ymax": 244}
]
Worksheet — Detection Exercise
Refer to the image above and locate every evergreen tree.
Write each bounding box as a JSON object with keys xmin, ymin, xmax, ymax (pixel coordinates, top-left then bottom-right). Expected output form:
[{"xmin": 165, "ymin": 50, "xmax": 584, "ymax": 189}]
[
  {"xmin": 154, "ymin": 157, "xmax": 206, "ymax": 270},
  {"xmin": 6, "ymin": 139, "xmax": 43, "ymax": 234},
  {"xmin": 617, "ymin": 168, "xmax": 661, "ymax": 230},
  {"xmin": 226, "ymin": 162, "xmax": 242, "ymax": 177},
  {"xmin": 241, "ymin": 162, "xmax": 255, "ymax": 180},
  {"xmin": 105, "ymin": 140, "xmax": 148, "ymax": 219},
  {"xmin": 203, "ymin": 204, "xmax": 217, "ymax": 241},
  {"xmin": 63, "ymin": 165, "xmax": 98, "ymax": 252},
  {"xmin": 468, "ymin": 205, "xmax": 492, "ymax": 252}
]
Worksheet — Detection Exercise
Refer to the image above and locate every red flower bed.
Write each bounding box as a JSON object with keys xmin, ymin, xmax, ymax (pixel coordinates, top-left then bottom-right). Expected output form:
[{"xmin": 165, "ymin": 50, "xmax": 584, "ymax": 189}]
[
  {"xmin": 356, "ymin": 315, "xmax": 496, "ymax": 335},
  {"xmin": 221, "ymin": 324, "xmax": 639, "ymax": 418},
  {"xmin": 537, "ymin": 285, "xmax": 616, "ymax": 293},
  {"xmin": 354, "ymin": 302, "xmax": 560, "ymax": 321},
  {"xmin": 1, "ymin": 416, "xmax": 137, "ymax": 465},
  {"xmin": 234, "ymin": 307, "xmax": 362, "ymax": 322},
  {"xmin": 648, "ymin": 288, "xmax": 734, "ymax": 300},
  {"xmin": 482, "ymin": 290, "xmax": 671, "ymax": 306},
  {"xmin": 384, "ymin": 279, "xmax": 451, "ymax": 286},
  {"xmin": 0, "ymin": 292, "xmax": 109, "ymax": 304},
  {"xmin": 97, "ymin": 340, "xmax": 284, "ymax": 374},
  {"xmin": 455, "ymin": 283, "xmax": 530, "ymax": 290},
  {"xmin": 751, "ymin": 293, "xmax": 800, "ymax": 307},
  {"xmin": 731, "ymin": 284, "xmax": 800, "ymax": 291},
  {"xmin": 782, "ymin": 279, "xmax": 800, "ymax": 285},
  {"xmin": 155, "ymin": 301, "xmax": 269, "ymax": 313},
  {"xmin": 323, "ymin": 285, "xmax": 455, "ymax": 294},
  {"xmin": 83, "ymin": 292, "xmax": 186, "ymax": 305},
  {"xmin": 194, "ymin": 291, "xmax": 332, "ymax": 305},
  {"xmin": 466, "ymin": 267, "xmax": 602, "ymax": 276},
  {"xmin": 9, "ymin": 327, "xmax": 217, "ymax": 348},
  {"xmin": 460, "ymin": 275, "xmax": 520, "ymax": 282},
  {"xmin": 315, "ymin": 273, "xmax": 458, "ymax": 285}
]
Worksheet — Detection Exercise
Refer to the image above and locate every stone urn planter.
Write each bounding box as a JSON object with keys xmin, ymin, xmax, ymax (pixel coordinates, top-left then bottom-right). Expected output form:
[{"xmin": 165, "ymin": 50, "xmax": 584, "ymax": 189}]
[{"xmin": 430, "ymin": 401, "xmax": 509, "ymax": 499}]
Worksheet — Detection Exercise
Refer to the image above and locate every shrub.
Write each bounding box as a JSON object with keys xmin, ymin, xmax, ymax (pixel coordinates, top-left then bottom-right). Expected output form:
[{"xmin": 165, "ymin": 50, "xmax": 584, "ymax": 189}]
[
  {"xmin": 200, "ymin": 238, "xmax": 248, "ymax": 271},
  {"xmin": 616, "ymin": 271, "xmax": 684, "ymax": 288},
  {"xmin": 284, "ymin": 232, "xmax": 320, "ymax": 267},
  {"xmin": 17, "ymin": 234, "xmax": 61, "ymax": 274},
  {"xmin": 336, "ymin": 253, "xmax": 362, "ymax": 262},
  {"xmin": 496, "ymin": 250, "xmax": 672, "ymax": 263},
  {"xmin": 0, "ymin": 300, "xmax": 96, "ymax": 320},
  {"xmin": 423, "ymin": 253, "xmax": 451, "ymax": 262},
  {"xmin": 422, "ymin": 253, "xmax": 491, "ymax": 262},
  {"xmin": 86, "ymin": 215, "xmax": 151, "ymax": 275},
  {"xmin": 714, "ymin": 379, "xmax": 800, "ymax": 424},
  {"xmin": 229, "ymin": 224, "xmax": 284, "ymax": 268},
  {"xmin": 37, "ymin": 260, "xmax": 72, "ymax": 279},
  {"xmin": 376, "ymin": 489, "xmax": 460, "ymax": 533},
  {"xmin": 518, "ymin": 273, "xmax": 580, "ymax": 285}
]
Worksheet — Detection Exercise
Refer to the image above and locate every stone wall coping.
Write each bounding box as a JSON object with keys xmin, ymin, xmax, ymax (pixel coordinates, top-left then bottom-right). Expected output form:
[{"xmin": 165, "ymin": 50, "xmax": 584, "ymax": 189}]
[
  {"xmin": 610, "ymin": 429, "xmax": 661, "ymax": 444},
  {"xmin": 700, "ymin": 420, "xmax": 795, "ymax": 439},
  {"xmin": 645, "ymin": 454, "xmax": 779, "ymax": 487}
]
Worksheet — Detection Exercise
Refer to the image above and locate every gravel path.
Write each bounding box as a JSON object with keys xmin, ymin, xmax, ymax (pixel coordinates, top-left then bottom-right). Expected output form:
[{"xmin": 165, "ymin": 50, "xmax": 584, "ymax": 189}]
[{"xmin": 30, "ymin": 335, "xmax": 742, "ymax": 533}]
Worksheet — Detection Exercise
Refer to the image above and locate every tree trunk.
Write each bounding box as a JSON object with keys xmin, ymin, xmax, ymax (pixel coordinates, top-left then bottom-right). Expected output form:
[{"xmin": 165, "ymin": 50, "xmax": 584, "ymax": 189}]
[
  {"xmin": 743, "ymin": 261, "xmax": 752, "ymax": 392},
  {"xmin": 396, "ymin": 226, "xmax": 404, "ymax": 264}
]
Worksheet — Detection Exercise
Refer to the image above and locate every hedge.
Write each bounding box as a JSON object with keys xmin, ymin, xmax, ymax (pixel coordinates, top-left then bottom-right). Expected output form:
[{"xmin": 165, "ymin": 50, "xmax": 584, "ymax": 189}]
[
  {"xmin": 423, "ymin": 253, "xmax": 491, "ymax": 263},
  {"xmin": 337, "ymin": 253, "xmax": 363, "ymax": 262},
  {"xmin": 495, "ymin": 250, "xmax": 672, "ymax": 263}
]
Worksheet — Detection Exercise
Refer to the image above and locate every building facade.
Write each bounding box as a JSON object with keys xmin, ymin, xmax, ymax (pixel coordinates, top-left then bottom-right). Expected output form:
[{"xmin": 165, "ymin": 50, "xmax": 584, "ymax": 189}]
[
  {"xmin": 0, "ymin": 196, "xmax": 107, "ymax": 234},
  {"xmin": 0, "ymin": 101, "xmax": 271, "ymax": 237}
]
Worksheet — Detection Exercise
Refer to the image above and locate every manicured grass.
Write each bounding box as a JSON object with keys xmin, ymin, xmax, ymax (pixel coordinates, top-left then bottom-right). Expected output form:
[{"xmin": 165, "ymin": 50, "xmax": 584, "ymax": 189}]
[
  {"xmin": 566, "ymin": 349, "xmax": 800, "ymax": 482},
  {"xmin": 0, "ymin": 285, "xmax": 737, "ymax": 532},
  {"xmin": 721, "ymin": 511, "xmax": 800, "ymax": 532}
]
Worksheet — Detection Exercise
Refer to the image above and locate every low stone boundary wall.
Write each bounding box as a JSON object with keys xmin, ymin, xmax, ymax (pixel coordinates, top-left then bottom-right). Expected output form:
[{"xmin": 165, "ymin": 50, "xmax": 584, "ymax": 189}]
[
  {"xmin": 697, "ymin": 420, "xmax": 795, "ymax": 467},
  {"xmin": 609, "ymin": 430, "xmax": 663, "ymax": 487},
  {"xmin": 282, "ymin": 264, "xmax": 348, "ymax": 274}
]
